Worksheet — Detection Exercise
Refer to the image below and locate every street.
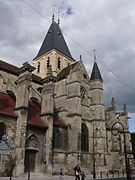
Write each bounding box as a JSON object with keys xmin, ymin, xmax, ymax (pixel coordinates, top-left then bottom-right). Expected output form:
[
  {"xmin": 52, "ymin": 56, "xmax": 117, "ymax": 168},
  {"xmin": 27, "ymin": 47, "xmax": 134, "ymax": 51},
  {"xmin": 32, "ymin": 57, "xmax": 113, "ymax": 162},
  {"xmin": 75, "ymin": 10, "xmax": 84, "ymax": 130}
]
[{"xmin": 0, "ymin": 175, "xmax": 135, "ymax": 180}]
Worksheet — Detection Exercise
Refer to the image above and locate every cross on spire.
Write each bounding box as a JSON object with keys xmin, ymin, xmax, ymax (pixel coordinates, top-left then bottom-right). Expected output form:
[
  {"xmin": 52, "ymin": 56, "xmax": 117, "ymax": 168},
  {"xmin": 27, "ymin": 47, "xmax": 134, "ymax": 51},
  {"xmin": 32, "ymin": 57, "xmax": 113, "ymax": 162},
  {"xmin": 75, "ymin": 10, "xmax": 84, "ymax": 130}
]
[
  {"xmin": 58, "ymin": 8, "xmax": 60, "ymax": 26},
  {"xmin": 52, "ymin": 14, "xmax": 55, "ymax": 22},
  {"xmin": 93, "ymin": 49, "xmax": 97, "ymax": 63}
]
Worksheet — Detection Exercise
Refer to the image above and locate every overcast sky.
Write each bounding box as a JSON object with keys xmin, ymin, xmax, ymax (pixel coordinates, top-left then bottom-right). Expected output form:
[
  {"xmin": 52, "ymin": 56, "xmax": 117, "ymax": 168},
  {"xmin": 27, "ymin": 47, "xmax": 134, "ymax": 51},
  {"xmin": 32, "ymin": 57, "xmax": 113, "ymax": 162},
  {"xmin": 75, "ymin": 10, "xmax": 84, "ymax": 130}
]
[{"xmin": 0, "ymin": 0, "xmax": 135, "ymax": 132}]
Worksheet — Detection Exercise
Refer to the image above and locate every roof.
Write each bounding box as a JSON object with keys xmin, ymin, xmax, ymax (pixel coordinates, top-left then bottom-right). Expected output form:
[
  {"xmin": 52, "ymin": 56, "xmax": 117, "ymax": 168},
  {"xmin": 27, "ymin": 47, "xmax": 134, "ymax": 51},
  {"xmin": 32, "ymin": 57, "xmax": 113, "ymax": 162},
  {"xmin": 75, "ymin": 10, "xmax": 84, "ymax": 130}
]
[
  {"xmin": 0, "ymin": 60, "xmax": 19, "ymax": 76},
  {"xmin": 0, "ymin": 92, "xmax": 17, "ymax": 117},
  {"xmin": 0, "ymin": 60, "xmax": 42, "ymax": 84},
  {"xmin": 27, "ymin": 101, "xmax": 47, "ymax": 128},
  {"xmin": 34, "ymin": 21, "xmax": 73, "ymax": 59},
  {"xmin": 90, "ymin": 62, "xmax": 103, "ymax": 82},
  {"xmin": 57, "ymin": 62, "xmax": 78, "ymax": 81}
]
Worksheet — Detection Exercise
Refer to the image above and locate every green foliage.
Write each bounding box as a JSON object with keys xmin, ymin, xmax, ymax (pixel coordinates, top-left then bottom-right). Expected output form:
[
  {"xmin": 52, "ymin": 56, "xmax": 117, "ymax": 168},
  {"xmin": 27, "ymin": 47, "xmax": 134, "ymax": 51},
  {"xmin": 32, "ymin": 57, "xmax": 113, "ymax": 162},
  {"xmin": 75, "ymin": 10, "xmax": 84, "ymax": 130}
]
[{"xmin": 131, "ymin": 132, "xmax": 135, "ymax": 159}]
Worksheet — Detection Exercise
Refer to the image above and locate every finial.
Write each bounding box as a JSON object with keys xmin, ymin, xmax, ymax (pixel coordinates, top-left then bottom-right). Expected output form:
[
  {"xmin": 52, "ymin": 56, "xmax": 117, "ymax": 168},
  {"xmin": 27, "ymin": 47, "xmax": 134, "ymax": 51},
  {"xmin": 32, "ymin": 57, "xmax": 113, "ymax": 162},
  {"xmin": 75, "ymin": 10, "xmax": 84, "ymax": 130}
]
[
  {"xmin": 58, "ymin": 8, "xmax": 60, "ymax": 26},
  {"xmin": 111, "ymin": 97, "xmax": 115, "ymax": 108},
  {"xmin": 93, "ymin": 49, "xmax": 96, "ymax": 63},
  {"xmin": 52, "ymin": 14, "xmax": 55, "ymax": 22},
  {"xmin": 80, "ymin": 55, "xmax": 82, "ymax": 61},
  {"xmin": 123, "ymin": 103, "xmax": 127, "ymax": 113}
]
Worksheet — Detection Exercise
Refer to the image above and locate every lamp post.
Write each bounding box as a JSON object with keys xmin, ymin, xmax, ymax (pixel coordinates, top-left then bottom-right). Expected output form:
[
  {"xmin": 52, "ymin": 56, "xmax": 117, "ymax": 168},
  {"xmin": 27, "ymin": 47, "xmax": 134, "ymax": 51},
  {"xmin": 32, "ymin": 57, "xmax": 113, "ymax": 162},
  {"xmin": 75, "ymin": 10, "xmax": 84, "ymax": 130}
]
[
  {"xmin": 112, "ymin": 118, "xmax": 131, "ymax": 180},
  {"xmin": 93, "ymin": 124, "xmax": 98, "ymax": 179}
]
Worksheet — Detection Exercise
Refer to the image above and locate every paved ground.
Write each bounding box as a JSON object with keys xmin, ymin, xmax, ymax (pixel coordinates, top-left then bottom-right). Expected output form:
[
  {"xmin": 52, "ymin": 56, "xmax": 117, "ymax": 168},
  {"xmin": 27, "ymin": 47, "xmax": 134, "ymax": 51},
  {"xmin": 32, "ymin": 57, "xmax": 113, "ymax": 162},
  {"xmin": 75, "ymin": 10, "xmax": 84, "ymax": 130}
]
[{"xmin": 0, "ymin": 174, "xmax": 135, "ymax": 180}]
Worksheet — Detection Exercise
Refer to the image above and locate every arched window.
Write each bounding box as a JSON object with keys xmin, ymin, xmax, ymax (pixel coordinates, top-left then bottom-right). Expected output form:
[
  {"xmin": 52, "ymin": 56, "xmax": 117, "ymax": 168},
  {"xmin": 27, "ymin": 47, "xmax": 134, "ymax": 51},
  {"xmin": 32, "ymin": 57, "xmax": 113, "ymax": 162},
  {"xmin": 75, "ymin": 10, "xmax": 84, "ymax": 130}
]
[
  {"xmin": 25, "ymin": 134, "xmax": 40, "ymax": 150},
  {"xmin": 58, "ymin": 57, "xmax": 61, "ymax": 69},
  {"xmin": 52, "ymin": 129, "xmax": 62, "ymax": 149},
  {"xmin": 37, "ymin": 62, "xmax": 40, "ymax": 73},
  {"xmin": 81, "ymin": 123, "xmax": 89, "ymax": 152},
  {"xmin": 0, "ymin": 122, "xmax": 6, "ymax": 141},
  {"xmin": 47, "ymin": 57, "xmax": 50, "ymax": 69}
]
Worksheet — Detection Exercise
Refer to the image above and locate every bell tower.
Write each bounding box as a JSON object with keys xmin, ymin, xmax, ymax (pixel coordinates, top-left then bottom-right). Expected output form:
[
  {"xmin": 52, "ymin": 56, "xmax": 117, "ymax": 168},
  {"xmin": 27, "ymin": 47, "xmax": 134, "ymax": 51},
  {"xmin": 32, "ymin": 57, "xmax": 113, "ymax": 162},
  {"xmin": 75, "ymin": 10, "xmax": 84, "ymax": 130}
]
[{"xmin": 33, "ymin": 15, "xmax": 75, "ymax": 78}]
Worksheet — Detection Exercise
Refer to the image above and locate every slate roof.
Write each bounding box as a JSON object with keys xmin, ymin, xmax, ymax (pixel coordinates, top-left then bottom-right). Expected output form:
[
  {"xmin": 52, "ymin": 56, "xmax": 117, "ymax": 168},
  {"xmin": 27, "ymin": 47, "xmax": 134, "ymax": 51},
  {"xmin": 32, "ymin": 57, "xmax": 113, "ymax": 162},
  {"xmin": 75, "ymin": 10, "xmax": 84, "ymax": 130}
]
[
  {"xmin": 27, "ymin": 101, "xmax": 47, "ymax": 128},
  {"xmin": 0, "ymin": 92, "xmax": 17, "ymax": 117},
  {"xmin": 90, "ymin": 62, "xmax": 103, "ymax": 82},
  {"xmin": 34, "ymin": 21, "xmax": 73, "ymax": 59}
]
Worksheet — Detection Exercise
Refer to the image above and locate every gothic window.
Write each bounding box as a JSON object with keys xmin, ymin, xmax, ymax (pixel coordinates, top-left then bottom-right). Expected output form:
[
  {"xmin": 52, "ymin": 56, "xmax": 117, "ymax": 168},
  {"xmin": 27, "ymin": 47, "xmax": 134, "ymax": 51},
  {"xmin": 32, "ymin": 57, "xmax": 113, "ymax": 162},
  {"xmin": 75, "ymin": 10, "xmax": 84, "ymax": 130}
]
[
  {"xmin": 58, "ymin": 57, "xmax": 61, "ymax": 69},
  {"xmin": 47, "ymin": 57, "xmax": 50, "ymax": 69},
  {"xmin": 25, "ymin": 134, "xmax": 40, "ymax": 150},
  {"xmin": 0, "ymin": 122, "xmax": 6, "ymax": 141},
  {"xmin": 37, "ymin": 62, "xmax": 40, "ymax": 73},
  {"xmin": 81, "ymin": 123, "xmax": 89, "ymax": 152},
  {"xmin": 52, "ymin": 129, "xmax": 62, "ymax": 149}
]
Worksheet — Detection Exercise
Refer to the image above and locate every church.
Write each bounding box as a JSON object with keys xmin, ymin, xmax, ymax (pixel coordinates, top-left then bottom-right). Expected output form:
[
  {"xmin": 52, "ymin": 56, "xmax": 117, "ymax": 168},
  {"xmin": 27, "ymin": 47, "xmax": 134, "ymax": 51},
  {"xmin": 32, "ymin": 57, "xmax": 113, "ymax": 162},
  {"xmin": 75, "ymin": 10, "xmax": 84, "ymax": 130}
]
[{"xmin": 0, "ymin": 15, "xmax": 134, "ymax": 177}]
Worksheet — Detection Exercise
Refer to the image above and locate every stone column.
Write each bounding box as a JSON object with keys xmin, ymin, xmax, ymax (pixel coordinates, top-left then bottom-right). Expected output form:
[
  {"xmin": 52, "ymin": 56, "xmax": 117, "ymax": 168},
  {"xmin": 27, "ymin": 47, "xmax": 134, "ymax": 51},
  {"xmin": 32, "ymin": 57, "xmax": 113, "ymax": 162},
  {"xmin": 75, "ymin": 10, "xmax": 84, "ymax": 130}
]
[
  {"xmin": 14, "ymin": 62, "xmax": 35, "ymax": 176},
  {"xmin": 41, "ymin": 66, "xmax": 56, "ymax": 174},
  {"xmin": 66, "ymin": 74, "xmax": 81, "ymax": 167}
]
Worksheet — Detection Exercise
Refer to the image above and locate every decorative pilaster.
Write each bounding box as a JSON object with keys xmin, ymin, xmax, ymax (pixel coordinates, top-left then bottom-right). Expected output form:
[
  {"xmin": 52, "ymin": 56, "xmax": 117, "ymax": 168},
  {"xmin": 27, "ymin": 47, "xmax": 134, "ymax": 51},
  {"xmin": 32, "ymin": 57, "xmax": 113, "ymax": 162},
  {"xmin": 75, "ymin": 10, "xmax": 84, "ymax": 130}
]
[
  {"xmin": 41, "ymin": 66, "xmax": 56, "ymax": 174},
  {"xmin": 14, "ymin": 62, "xmax": 35, "ymax": 176}
]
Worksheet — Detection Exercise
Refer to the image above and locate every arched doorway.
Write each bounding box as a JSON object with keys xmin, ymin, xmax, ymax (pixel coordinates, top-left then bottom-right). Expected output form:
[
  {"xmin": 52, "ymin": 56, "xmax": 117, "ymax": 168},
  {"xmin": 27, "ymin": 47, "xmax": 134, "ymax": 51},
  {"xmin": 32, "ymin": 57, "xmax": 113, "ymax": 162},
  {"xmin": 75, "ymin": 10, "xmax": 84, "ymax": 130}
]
[{"xmin": 24, "ymin": 134, "xmax": 39, "ymax": 172}]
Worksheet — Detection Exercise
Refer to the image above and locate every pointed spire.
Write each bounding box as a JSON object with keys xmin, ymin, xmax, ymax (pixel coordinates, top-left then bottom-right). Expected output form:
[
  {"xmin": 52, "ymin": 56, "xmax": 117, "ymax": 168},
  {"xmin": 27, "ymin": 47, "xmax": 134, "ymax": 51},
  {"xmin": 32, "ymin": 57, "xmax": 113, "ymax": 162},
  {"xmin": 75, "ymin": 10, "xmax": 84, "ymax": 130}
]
[
  {"xmin": 80, "ymin": 55, "xmax": 82, "ymax": 61},
  {"xmin": 90, "ymin": 53, "xmax": 103, "ymax": 82},
  {"xmin": 34, "ymin": 17, "xmax": 73, "ymax": 60},
  {"xmin": 123, "ymin": 103, "xmax": 127, "ymax": 113},
  {"xmin": 111, "ymin": 97, "xmax": 115, "ymax": 108}
]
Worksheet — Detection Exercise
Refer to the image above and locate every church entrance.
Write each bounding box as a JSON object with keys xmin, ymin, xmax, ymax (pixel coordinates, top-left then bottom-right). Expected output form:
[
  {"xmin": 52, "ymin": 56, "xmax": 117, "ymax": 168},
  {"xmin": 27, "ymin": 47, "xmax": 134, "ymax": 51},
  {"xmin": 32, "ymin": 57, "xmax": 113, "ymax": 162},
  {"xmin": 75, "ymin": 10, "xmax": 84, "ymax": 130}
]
[{"xmin": 24, "ymin": 150, "xmax": 36, "ymax": 172}]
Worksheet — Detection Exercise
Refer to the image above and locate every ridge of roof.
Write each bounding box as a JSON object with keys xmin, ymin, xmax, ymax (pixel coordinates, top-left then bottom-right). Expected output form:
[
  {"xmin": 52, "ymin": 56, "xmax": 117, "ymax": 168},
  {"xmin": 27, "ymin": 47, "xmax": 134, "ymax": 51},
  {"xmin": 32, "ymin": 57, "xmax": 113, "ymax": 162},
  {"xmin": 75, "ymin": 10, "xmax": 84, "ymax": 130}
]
[
  {"xmin": 34, "ymin": 21, "xmax": 73, "ymax": 59},
  {"xmin": 90, "ymin": 62, "xmax": 103, "ymax": 82}
]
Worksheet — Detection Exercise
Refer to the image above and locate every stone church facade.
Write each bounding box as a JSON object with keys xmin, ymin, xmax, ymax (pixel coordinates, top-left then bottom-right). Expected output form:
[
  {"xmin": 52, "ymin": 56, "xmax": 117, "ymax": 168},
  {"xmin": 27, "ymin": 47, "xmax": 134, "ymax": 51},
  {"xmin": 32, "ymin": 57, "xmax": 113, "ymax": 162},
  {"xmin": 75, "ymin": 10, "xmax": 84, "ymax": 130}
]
[{"xmin": 0, "ymin": 17, "xmax": 134, "ymax": 176}]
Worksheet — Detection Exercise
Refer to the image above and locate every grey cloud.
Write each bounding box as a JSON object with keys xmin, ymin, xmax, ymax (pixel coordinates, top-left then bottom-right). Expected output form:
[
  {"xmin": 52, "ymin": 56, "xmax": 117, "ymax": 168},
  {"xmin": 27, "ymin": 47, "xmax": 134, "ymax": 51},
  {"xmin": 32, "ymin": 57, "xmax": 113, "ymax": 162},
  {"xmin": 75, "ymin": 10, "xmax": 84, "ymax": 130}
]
[{"xmin": 0, "ymin": 0, "xmax": 135, "ymax": 116}]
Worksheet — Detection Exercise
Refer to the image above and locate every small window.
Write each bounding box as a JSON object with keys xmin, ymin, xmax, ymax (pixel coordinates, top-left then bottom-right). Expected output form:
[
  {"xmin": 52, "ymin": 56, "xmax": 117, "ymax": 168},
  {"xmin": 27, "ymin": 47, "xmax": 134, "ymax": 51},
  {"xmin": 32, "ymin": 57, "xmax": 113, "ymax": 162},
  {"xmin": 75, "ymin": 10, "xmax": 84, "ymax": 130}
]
[
  {"xmin": 47, "ymin": 57, "xmax": 50, "ymax": 69},
  {"xmin": 81, "ymin": 123, "xmax": 89, "ymax": 152},
  {"xmin": 58, "ymin": 57, "xmax": 61, "ymax": 69},
  {"xmin": 0, "ymin": 122, "xmax": 6, "ymax": 141},
  {"xmin": 52, "ymin": 129, "xmax": 62, "ymax": 149},
  {"xmin": 37, "ymin": 62, "xmax": 40, "ymax": 73}
]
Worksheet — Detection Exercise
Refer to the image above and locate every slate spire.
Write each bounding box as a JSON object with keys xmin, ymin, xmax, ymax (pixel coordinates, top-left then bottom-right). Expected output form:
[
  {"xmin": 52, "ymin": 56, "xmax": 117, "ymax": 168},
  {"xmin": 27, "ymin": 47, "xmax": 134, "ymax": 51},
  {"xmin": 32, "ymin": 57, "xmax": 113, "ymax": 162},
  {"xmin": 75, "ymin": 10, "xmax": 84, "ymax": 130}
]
[
  {"xmin": 34, "ymin": 19, "xmax": 72, "ymax": 59},
  {"xmin": 90, "ymin": 52, "xmax": 103, "ymax": 82}
]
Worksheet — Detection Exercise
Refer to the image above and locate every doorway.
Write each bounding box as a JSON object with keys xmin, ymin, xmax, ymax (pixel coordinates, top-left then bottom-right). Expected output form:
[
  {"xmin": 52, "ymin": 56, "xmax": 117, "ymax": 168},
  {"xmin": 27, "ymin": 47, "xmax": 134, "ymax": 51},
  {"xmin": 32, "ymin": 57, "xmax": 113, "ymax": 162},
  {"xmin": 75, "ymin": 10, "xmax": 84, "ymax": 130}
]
[{"xmin": 24, "ymin": 150, "xmax": 37, "ymax": 172}]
